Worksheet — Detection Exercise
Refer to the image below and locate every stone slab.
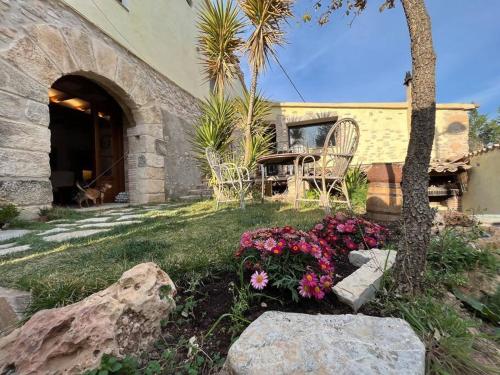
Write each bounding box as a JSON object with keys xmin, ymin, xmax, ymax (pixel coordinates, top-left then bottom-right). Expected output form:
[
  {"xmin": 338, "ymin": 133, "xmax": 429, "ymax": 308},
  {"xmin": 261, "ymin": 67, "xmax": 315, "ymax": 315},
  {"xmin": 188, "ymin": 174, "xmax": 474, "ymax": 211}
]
[
  {"xmin": 348, "ymin": 249, "xmax": 397, "ymax": 268},
  {"xmin": 225, "ymin": 311, "xmax": 425, "ymax": 375},
  {"xmin": 0, "ymin": 287, "xmax": 31, "ymax": 318},
  {"xmin": 0, "ymin": 245, "xmax": 31, "ymax": 257},
  {"xmin": 37, "ymin": 227, "xmax": 71, "ymax": 236},
  {"xmin": 0, "ymin": 243, "xmax": 16, "ymax": 250},
  {"xmin": 75, "ymin": 217, "xmax": 112, "ymax": 224},
  {"xmin": 0, "ymin": 298, "xmax": 18, "ymax": 336},
  {"xmin": 78, "ymin": 220, "xmax": 142, "ymax": 229},
  {"xmin": 116, "ymin": 214, "xmax": 144, "ymax": 221},
  {"xmin": 43, "ymin": 229, "xmax": 109, "ymax": 242},
  {"xmin": 56, "ymin": 224, "xmax": 78, "ymax": 228},
  {"xmin": 0, "ymin": 230, "xmax": 31, "ymax": 242}
]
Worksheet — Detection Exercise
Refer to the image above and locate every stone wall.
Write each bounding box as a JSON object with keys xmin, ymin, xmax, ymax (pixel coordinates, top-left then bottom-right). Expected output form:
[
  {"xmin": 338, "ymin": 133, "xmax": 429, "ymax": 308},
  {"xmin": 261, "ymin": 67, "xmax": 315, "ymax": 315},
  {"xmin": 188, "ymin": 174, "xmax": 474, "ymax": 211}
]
[
  {"xmin": 0, "ymin": 0, "xmax": 202, "ymax": 217},
  {"xmin": 270, "ymin": 102, "xmax": 473, "ymax": 165}
]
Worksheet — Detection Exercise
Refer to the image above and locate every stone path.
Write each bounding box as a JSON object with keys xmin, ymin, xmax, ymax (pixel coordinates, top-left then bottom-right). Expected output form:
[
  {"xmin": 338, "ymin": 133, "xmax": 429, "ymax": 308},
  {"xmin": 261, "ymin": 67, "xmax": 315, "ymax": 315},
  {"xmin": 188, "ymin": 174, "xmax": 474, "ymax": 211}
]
[
  {"xmin": 0, "ymin": 245, "xmax": 31, "ymax": 257},
  {"xmin": 0, "ymin": 230, "xmax": 31, "ymax": 242},
  {"xmin": 0, "ymin": 203, "xmax": 180, "ymax": 253},
  {"xmin": 42, "ymin": 229, "xmax": 109, "ymax": 243}
]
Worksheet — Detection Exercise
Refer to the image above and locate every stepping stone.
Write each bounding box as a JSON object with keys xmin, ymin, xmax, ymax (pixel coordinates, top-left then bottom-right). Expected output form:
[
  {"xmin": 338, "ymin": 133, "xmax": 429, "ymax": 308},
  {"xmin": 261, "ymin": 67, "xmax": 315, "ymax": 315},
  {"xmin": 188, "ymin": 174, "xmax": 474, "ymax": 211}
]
[
  {"xmin": 225, "ymin": 311, "xmax": 425, "ymax": 375},
  {"xmin": 78, "ymin": 220, "xmax": 142, "ymax": 229},
  {"xmin": 0, "ymin": 243, "xmax": 16, "ymax": 250},
  {"xmin": 0, "ymin": 230, "xmax": 31, "ymax": 242},
  {"xmin": 43, "ymin": 229, "xmax": 109, "ymax": 242},
  {"xmin": 37, "ymin": 227, "xmax": 71, "ymax": 236},
  {"xmin": 75, "ymin": 217, "xmax": 112, "ymax": 224},
  {"xmin": 0, "ymin": 245, "xmax": 31, "ymax": 257},
  {"xmin": 333, "ymin": 250, "xmax": 396, "ymax": 311},
  {"xmin": 348, "ymin": 248, "xmax": 397, "ymax": 268},
  {"xmin": 56, "ymin": 223, "xmax": 78, "ymax": 228},
  {"xmin": 116, "ymin": 214, "xmax": 144, "ymax": 221},
  {"xmin": 46, "ymin": 219, "xmax": 69, "ymax": 224},
  {"xmin": 0, "ymin": 286, "xmax": 31, "ymax": 319}
]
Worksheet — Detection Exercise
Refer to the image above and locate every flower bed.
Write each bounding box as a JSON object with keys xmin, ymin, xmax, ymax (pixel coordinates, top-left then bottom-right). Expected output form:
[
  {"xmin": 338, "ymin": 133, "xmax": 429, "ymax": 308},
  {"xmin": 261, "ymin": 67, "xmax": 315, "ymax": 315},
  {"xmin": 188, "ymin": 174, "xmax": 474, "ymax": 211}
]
[{"xmin": 236, "ymin": 215, "xmax": 389, "ymax": 302}]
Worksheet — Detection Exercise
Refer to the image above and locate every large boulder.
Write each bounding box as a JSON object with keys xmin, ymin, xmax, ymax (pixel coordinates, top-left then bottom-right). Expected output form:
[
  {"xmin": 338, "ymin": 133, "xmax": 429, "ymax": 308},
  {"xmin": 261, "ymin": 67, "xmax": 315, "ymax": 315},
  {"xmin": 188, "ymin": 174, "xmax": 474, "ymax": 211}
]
[
  {"xmin": 0, "ymin": 262, "xmax": 176, "ymax": 375},
  {"xmin": 225, "ymin": 311, "xmax": 425, "ymax": 375}
]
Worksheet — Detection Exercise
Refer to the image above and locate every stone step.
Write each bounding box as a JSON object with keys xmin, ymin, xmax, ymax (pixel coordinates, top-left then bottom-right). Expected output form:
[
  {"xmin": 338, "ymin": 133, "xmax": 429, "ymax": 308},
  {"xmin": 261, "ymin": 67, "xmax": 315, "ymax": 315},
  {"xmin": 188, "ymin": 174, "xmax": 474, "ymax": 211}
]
[{"xmin": 0, "ymin": 245, "xmax": 31, "ymax": 257}]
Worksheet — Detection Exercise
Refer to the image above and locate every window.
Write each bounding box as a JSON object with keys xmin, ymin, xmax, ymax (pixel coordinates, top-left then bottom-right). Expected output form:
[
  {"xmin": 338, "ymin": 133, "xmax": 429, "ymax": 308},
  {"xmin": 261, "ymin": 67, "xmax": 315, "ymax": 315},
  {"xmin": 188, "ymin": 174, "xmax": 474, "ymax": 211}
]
[{"xmin": 287, "ymin": 117, "xmax": 337, "ymax": 150}]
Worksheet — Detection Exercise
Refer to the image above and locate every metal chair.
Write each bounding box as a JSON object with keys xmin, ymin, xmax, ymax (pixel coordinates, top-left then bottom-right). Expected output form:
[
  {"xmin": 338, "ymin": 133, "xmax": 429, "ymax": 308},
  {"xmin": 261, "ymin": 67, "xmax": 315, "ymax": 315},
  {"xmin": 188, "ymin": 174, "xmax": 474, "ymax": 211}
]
[
  {"xmin": 205, "ymin": 147, "xmax": 253, "ymax": 209},
  {"xmin": 295, "ymin": 118, "xmax": 360, "ymax": 211}
]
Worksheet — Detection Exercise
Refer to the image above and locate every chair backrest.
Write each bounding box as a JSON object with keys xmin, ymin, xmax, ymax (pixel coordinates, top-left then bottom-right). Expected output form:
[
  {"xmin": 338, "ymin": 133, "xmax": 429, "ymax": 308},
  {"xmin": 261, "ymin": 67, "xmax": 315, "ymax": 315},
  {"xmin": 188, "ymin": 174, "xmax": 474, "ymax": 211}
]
[
  {"xmin": 205, "ymin": 147, "xmax": 224, "ymax": 183},
  {"xmin": 321, "ymin": 118, "xmax": 360, "ymax": 178}
]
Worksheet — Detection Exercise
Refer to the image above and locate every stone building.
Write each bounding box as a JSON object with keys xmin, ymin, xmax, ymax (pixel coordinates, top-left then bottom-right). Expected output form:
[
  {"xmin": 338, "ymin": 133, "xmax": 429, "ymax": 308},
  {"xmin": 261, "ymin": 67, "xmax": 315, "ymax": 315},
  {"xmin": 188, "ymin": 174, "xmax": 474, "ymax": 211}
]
[{"xmin": 0, "ymin": 0, "xmax": 215, "ymax": 217}]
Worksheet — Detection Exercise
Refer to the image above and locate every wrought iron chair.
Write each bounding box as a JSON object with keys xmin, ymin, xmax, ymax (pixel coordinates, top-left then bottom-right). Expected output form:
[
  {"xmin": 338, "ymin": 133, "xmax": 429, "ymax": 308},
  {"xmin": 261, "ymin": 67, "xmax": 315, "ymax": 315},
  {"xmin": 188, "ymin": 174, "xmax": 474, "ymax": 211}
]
[
  {"xmin": 295, "ymin": 118, "xmax": 360, "ymax": 211},
  {"xmin": 205, "ymin": 147, "xmax": 253, "ymax": 209}
]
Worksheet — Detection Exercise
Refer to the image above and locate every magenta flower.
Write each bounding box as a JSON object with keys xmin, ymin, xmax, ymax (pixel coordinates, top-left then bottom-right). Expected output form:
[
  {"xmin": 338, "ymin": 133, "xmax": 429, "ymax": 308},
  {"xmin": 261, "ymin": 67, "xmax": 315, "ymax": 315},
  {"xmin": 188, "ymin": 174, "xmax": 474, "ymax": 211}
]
[
  {"xmin": 312, "ymin": 285, "xmax": 325, "ymax": 300},
  {"xmin": 320, "ymin": 275, "xmax": 333, "ymax": 290},
  {"xmin": 318, "ymin": 258, "xmax": 333, "ymax": 273},
  {"xmin": 254, "ymin": 240, "xmax": 265, "ymax": 251},
  {"xmin": 240, "ymin": 232, "xmax": 253, "ymax": 248},
  {"xmin": 250, "ymin": 271, "xmax": 268, "ymax": 290},
  {"xmin": 364, "ymin": 237, "xmax": 378, "ymax": 248},
  {"xmin": 314, "ymin": 223, "xmax": 324, "ymax": 231},
  {"xmin": 301, "ymin": 272, "xmax": 319, "ymax": 287},
  {"xmin": 336, "ymin": 224, "xmax": 346, "ymax": 233}
]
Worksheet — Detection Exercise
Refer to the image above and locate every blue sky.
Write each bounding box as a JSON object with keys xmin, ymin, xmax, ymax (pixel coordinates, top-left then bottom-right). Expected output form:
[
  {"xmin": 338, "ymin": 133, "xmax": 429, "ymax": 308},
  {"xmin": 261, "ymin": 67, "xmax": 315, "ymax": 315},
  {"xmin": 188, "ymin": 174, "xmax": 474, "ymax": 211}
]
[{"xmin": 240, "ymin": 0, "xmax": 500, "ymax": 115}]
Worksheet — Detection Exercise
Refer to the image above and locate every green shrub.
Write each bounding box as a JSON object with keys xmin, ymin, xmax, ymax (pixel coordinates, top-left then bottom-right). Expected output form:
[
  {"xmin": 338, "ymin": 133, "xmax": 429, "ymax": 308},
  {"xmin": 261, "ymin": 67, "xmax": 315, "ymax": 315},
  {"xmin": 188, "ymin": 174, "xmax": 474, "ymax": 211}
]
[
  {"xmin": 426, "ymin": 229, "xmax": 497, "ymax": 287},
  {"xmin": 0, "ymin": 203, "xmax": 19, "ymax": 227}
]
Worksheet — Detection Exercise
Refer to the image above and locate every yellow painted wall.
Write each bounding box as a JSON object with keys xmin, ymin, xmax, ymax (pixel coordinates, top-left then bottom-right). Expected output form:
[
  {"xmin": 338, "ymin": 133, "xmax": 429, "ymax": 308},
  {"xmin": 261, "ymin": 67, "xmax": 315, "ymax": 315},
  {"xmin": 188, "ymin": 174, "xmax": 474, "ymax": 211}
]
[
  {"xmin": 62, "ymin": 0, "xmax": 210, "ymax": 99},
  {"xmin": 462, "ymin": 149, "xmax": 500, "ymax": 214},
  {"xmin": 269, "ymin": 102, "xmax": 474, "ymax": 165}
]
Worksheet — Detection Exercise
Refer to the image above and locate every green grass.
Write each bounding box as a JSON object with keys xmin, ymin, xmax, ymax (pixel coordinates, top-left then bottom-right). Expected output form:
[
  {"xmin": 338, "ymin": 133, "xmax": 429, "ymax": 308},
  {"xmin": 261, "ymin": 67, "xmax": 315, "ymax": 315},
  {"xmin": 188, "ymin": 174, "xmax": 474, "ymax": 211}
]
[{"xmin": 0, "ymin": 201, "xmax": 325, "ymax": 316}]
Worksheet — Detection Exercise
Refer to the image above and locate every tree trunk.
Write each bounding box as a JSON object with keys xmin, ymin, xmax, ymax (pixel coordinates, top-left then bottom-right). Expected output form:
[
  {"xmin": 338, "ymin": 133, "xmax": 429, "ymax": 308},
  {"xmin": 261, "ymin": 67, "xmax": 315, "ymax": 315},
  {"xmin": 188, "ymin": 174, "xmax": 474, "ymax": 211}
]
[
  {"xmin": 244, "ymin": 66, "xmax": 258, "ymax": 166},
  {"xmin": 393, "ymin": 0, "xmax": 436, "ymax": 294}
]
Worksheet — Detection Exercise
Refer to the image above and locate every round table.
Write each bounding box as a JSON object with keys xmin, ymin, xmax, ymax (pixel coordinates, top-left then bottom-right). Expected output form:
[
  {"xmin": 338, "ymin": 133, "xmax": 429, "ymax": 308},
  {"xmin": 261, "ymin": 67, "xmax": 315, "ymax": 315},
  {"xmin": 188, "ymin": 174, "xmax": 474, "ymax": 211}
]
[{"xmin": 256, "ymin": 152, "xmax": 321, "ymax": 204}]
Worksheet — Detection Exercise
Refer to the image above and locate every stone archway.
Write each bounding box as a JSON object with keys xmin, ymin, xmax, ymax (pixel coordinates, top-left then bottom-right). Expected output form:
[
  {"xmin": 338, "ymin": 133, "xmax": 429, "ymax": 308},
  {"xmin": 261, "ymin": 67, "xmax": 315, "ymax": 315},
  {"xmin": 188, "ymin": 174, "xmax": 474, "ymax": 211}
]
[{"xmin": 0, "ymin": 23, "xmax": 167, "ymax": 216}]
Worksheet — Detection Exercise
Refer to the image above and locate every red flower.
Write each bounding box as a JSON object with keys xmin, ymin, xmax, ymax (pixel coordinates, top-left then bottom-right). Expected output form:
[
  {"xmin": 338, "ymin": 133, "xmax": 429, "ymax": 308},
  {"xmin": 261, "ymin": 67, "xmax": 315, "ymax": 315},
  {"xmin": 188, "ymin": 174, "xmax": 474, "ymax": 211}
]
[
  {"xmin": 364, "ymin": 237, "xmax": 378, "ymax": 248},
  {"xmin": 271, "ymin": 246, "xmax": 283, "ymax": 255}
]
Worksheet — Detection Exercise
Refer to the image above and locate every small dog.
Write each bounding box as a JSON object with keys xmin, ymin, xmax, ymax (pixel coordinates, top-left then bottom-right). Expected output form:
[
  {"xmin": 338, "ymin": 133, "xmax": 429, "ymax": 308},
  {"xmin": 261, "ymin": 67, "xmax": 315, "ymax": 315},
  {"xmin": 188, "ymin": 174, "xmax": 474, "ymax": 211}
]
[{"xmin": 75, "ymin": 182, "xmax": 112, "ymax": 207}]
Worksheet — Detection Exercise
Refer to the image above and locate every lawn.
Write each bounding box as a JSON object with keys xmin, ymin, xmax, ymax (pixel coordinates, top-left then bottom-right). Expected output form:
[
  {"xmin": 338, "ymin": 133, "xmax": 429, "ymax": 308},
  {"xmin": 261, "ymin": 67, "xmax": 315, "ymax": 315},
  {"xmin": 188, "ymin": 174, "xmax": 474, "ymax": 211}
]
[{"xmin": 0, "ymin": 201, "xmax": 326, "ymax": 314}]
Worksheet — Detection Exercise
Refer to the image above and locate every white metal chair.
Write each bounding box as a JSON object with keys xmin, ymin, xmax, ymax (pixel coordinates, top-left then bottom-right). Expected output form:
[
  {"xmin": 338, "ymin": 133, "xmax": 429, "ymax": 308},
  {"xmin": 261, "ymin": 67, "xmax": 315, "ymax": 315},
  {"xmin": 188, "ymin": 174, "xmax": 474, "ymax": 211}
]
[
  {"xmin": 295, "ymin": 118, "xmax": 360, "ymax": 211},
  {"xmin": 205, "ymin": 147, "xmax": 253, "ymax": 209}
]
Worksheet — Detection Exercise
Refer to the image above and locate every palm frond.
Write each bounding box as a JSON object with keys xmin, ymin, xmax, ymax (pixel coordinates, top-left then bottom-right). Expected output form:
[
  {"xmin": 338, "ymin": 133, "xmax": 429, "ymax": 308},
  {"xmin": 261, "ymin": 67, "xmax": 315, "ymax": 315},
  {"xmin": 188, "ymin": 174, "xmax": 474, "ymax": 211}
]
[
  {"xmin": 239, "ymin": 0, "xmax": 293, "ymax": 71},
  {"xmin": 197, "ymin": 0, "xmax": 245, "ymax": 94},
  {"xmin": 189, "ymin": 94, "xmax": 238, "ymax": 176},
  {"xmin": 235, "ymin": 91, "xmax": 272, "ymax": 134}
]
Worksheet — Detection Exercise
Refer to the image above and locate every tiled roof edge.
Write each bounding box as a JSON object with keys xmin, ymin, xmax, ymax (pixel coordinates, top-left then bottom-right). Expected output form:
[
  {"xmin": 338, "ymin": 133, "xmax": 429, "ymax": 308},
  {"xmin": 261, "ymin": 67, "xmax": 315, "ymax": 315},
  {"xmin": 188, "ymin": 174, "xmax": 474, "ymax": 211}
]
[{"xmin": 468, "ymin": 144, "xmax": 500, "ymax": 157}]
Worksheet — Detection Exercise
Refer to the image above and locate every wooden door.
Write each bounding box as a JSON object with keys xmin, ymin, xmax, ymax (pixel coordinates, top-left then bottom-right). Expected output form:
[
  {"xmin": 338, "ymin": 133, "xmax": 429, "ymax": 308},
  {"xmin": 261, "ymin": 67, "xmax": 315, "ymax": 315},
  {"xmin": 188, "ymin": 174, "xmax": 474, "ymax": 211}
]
[{"xmin": 93, "ymin": 104, "xmax": 124, "ymax": 203}]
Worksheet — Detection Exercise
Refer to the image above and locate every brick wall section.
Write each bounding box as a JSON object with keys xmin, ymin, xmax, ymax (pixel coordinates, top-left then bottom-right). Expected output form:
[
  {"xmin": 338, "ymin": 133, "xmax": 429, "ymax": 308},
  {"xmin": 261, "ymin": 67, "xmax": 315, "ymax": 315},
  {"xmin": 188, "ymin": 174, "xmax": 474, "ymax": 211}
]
[{"xmin": 270, "ymin": 103, "xmax": 473, "ymax": 165}]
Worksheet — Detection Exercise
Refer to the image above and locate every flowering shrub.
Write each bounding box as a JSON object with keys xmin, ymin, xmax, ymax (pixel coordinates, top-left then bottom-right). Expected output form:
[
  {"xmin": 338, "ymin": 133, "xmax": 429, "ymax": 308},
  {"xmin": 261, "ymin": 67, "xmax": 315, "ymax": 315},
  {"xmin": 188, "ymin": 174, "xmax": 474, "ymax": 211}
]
[
  {"xmin": 236, "ymin": 226, "xmax": 335, "ymax": 301},
  {"xmin": 309, "ymin": 213, "xmax": 389, "ymax": 255}
]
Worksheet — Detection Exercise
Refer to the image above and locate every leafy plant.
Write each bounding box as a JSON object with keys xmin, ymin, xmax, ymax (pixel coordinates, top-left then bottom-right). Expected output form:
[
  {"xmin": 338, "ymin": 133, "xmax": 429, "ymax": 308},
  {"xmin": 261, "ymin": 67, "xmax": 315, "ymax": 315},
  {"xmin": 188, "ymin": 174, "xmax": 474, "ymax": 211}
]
[
  {"xmin": 345, "ymin": 164, "xmax": 367, "ymax": 196},
  {"xmin": 84, "ymin": 354, "xmax": 138, "ymax": 375},
  {"xmin": 0, "ymin": 202, "xmax": 19, "ymax": 228},
  {"xmin": 190, "ymin": 94, "xmax": 238, "ymax": 177}
]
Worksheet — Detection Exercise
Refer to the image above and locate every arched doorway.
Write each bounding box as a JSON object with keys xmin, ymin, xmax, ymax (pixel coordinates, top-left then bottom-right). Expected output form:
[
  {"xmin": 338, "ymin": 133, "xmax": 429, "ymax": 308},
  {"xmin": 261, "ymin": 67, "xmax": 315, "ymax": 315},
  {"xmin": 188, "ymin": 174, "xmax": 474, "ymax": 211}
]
[{"xmin": 48, "ymin": 75, "xmax": 125, "ymax": 206}]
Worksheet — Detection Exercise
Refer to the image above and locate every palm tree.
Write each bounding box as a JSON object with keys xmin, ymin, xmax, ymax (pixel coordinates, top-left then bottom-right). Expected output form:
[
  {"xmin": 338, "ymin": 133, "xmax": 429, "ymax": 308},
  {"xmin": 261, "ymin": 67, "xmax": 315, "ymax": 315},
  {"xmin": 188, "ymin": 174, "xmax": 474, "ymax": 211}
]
[
  {"xmin": 197, "ymin": 0, "xmax": 245, "ymax": 96},
  {"xmin": 239, "ymin": 0, "xmax": 293, "ymax": 165}
]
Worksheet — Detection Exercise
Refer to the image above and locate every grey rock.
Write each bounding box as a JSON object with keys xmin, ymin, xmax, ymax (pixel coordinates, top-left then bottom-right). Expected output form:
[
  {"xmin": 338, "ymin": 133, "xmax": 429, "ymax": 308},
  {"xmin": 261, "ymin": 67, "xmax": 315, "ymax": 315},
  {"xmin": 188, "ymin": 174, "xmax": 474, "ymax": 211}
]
[
  {"xmin": 37, "ymin": 227, "xmax": 71, "ymax": 236},
  {"xmin": 76, "ymin": 217, "xmax": 112, "ymax": 224},
  {"xmin": 225, "ymin": 311, "xmax": 425, "ymax": 375},
  {"xmin": 348, "ymin": 249, "xmax": 397, "ymax": 268},
  {"xmin": 0, "ymin": 243, "xmax": 16, "ymax": 250}
]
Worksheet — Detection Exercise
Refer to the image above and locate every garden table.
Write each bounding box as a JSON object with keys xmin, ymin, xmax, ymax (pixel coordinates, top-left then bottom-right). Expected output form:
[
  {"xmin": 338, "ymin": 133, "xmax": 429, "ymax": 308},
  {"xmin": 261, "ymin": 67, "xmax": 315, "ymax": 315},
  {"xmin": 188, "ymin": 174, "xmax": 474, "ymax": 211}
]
[{"xmin": 256, "ymin": 152, "xmax": 321, "ymax": 205}]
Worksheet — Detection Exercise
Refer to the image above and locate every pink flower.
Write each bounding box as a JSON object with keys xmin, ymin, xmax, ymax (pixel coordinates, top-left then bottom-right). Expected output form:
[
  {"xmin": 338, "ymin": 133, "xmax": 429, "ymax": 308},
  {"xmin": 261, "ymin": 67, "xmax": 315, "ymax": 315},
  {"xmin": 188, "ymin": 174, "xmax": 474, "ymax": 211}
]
[
  {"xmin": 298, "ymin": 241, "xmax": 311, "ymax": 253},
  {"xmin": 336, "ymin": 224, "xmax": 346, "ymax": 233},
  {"xmin": 343, "ymin": 223, "xmax": 356, "ymax": 233},
  {"xmin": 312, "ymin": 285, "xmax": 325, "ymax": 300},
  {"xmin": 299, "ymin": 283, "xmax": 312, "ymax": 298},
  {"xmin": 250, "ymin": 271, "xmax": 268, "ymax": 290},
  {"xmin": 264, "ymin": 238, "xmax": 277, "ymax": 252},
  {"xmin": 271, "ymin": 246, "xmax": 283, "ymax": 255},
  {"xmin": 318, "ymin": 258, "xmax": 333, "ymax": 273},
  {"xmin": 314, "ymin": 223, "xmax": 324, "ymax": 231},
  {"xmin": 301, "ymin": 272, "xmax": 319, "ymax": 287},
  {"xmin": 310, "ymin": 244, "xmax": 322, "ymax": 259},
  {"xmin": 320, "ymin": 275, "xmax": 333, "ymax": 290},
  {"xmin": 240, "ymin": 232, "xmax": 253, "ymax": 248},
  {"xmin": 276, "ymin": 239, "xmax": 286, "ymax": 248},
  {"xmin": 344, "ymin": 238, "xmax": 358, "ymax": 250},
  {"xmin": 254, "ymin": 240, "xmax": 265, "ymax": 251},
  {"xmin": 364, "ymin": 237, "xmax": 378, "ymax": 248},
  {"xmin": 290, "ymin": 242, "xmax": 300, "ymax": 253}
]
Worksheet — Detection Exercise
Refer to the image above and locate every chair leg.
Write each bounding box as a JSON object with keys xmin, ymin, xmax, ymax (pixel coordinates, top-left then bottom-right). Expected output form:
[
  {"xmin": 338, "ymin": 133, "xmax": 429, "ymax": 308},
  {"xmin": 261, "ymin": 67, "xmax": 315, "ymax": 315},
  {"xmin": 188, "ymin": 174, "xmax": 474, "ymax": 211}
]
[
  {"xmin": 239, "ymin": 191, "xmax": 245, "ymax": 209},
  {"xmin": 341, "ymin": 180, "xmax": 352, "ymax": 210}
]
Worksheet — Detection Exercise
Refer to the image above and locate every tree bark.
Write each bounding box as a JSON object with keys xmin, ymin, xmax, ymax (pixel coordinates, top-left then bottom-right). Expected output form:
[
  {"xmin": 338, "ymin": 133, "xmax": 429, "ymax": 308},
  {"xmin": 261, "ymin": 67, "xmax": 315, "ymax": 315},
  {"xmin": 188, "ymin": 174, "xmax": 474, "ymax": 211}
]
[
  {"xmin": 393, "ymin": 0, "xmax": 436, "ymax": 294},
  {"xmin": 244, "ymin": 66, "xmax": 258, "ymax": 166}
]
